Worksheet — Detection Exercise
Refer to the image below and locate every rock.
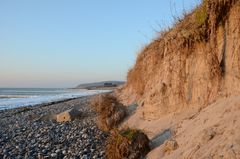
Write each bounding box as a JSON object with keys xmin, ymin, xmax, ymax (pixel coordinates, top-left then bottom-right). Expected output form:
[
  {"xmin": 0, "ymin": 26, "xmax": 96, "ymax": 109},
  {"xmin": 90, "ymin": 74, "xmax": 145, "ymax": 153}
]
[
  {"xmin": 83, "ymin": 148, "xmax": 88, "ymax": 153},
  {"xmin": 56, "ymin": 109, "xmax": 82, "ymax": 122},
  {"xmin": 51, "ymin": 153, "xmax": 57, "ymax": 157},
  {"xmin": 38, "ymin": 153, "xmax": 44, "ymax": 159},
  {"xmin": 81, "ymin": 155, "xmax": 88, "ymax": 159},
  {"xmin": 91, "ymin": 144, "xmax": 96, "ymax": 149},
  {"xmin": 55, "ymin": 149, "xmax": 61, "ymax": 154},
  {"xmin": 62, "ymin": 150, "xmax": 66, "ymax": 155},
  {"xmin": 163, "ymin": 139, "xmax": 179, "ymax": 154},
  {"xmin": 82, "ymin": 133, "xmax": 88, "ymax": 139},
  {"xmin": 42, "ymin": 149, "xmax": 47, "ymax": 154},
  {"xmin": 202, "ymin": 128, "xmax": 216, "ymax": 143},
  {"xmin": 100, "ymin": 151, "xmax": 105, "ymax": 156}
]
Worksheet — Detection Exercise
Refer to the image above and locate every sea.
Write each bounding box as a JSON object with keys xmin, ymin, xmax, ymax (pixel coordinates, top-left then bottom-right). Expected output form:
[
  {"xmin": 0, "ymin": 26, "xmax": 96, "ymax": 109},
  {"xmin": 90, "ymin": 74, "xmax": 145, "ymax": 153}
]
[{"xmin": 0, "ymin": 88, "xmax": 109, "ymax": 110}]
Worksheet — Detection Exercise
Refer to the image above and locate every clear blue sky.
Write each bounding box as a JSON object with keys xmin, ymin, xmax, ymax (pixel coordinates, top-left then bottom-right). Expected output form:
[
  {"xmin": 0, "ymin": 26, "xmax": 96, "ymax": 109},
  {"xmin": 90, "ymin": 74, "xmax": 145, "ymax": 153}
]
[{"xmin": 0, "ymin": 0, "xmax": 200, "ymax": 88}]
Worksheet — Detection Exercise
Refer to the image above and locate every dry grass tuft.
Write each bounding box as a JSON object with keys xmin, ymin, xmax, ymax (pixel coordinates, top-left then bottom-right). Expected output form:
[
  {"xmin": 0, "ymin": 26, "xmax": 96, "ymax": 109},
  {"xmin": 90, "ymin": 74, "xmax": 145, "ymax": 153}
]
[
  {"xmin": 106, "ymin": 128, "xmax": 150, "ymax": 159},
  {"xmin": 91, "ymin": 94, "xmax": 126, "ymax": 131},
  {"xmin": 195, "ymin": 1, "xmax": 207, "ymax": 26}
]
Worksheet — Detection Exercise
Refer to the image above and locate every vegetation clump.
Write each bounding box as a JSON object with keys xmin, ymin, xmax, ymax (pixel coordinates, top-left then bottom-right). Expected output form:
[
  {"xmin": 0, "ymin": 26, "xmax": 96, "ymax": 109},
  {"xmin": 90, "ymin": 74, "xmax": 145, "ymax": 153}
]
[
  {"xmin": 195, "ymin": 0, "xmax": 208, "ymax": 26},
  {"xmin": 91, "ymin": 94, "xmax": 126, "ymax": 131},
  {"xmin": 106, "ymin": 128, "xmax": 150, "ymax": 159}
]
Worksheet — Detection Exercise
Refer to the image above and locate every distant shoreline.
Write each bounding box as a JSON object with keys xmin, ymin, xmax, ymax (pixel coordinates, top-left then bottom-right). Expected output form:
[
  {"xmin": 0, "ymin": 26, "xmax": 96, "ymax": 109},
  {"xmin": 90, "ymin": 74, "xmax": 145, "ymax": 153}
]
[
  {"xmin": 71, "ymin": 87, "xmax": 118, "ymax": 91},
  {"xmin": 0, "ymin": 88, "xmax": 111, "ymax": 111},
  {"xmin": 75, "ymin": 81, "xmax": 125, "ymax": 90}
]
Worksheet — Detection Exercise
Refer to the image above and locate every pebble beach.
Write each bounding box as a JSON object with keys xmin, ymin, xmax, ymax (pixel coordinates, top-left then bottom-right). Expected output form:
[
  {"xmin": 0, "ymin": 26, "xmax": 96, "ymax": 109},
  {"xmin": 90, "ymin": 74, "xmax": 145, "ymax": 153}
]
[{"xmin": 0, "ymin": 96, "xmax": 108, "ymax": 159}]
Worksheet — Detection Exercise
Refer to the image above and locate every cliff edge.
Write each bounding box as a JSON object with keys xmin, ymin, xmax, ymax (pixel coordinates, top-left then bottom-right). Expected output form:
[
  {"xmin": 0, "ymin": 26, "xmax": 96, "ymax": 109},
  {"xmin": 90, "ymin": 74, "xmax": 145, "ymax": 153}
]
[
  {"xmin": 119, "ymin": 0, "xmax": 240, "ymax": 119},
  {"xmin": 117, "ymin": 0, "xmax": 240, "ymax": 158}
]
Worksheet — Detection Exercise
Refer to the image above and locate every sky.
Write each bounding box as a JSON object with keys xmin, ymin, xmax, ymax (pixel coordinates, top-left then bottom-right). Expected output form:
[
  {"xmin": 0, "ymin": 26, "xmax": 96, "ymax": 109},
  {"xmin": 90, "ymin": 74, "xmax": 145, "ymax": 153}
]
[{"xmin": 0, "ymin": 0, "xmax": 200, "ymax": 88}]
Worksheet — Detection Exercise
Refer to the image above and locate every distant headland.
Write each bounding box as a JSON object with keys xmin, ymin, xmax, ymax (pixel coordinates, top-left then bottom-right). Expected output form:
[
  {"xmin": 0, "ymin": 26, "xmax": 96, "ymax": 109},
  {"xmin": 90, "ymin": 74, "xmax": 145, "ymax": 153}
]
[{"xmin": 75, "ymin": 81, "xmax": 125, "ymax": 90}]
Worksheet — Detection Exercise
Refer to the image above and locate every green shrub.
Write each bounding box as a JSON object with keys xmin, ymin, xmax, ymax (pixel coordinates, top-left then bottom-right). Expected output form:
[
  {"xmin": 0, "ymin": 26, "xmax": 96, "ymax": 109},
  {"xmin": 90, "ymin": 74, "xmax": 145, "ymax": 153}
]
[{"xmin": 106, "ymin": 128, "xmax": 150, "ymax": 159}]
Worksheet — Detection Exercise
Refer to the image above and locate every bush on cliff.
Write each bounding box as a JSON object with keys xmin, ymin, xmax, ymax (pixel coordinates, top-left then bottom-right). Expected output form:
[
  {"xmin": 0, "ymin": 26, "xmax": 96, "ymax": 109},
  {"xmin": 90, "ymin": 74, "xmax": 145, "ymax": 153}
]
[
  {"xmin": 91, "ymin": 94, "xmax": 126, "ymax": 131},
  {"xmin": 106, "ymin": 128, "xmax": 150, "ymax": 159}
]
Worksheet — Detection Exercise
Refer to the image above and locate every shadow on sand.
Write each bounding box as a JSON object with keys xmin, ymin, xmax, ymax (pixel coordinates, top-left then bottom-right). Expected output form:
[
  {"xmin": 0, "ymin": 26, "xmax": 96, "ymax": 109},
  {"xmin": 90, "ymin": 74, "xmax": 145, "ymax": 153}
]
[{"xmin": 150, "ymin": 129, "xmax": 172, "ymax": 149}]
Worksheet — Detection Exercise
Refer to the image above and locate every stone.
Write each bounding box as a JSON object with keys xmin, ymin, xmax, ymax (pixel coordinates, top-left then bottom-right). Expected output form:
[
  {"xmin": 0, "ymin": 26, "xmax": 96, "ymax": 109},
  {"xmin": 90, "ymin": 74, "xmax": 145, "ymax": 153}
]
[
  {"xmin": 55, "ymin": 149, "xmax": 61, "ymax": 154},
  {"xmin": 100, "ymin": 151, "xmax": 105, "ymax": 156},
  {"xmin": 56, "ymin": 109, "xmax": 81, "ymax": 122},
  {"xmin": 81, "ymin": 155, "xmax": 88, "ymax": 159},
  {"xmin": 82, "ymin": 133, "xmax": 88, "ymax": 139},
  {"xmin": 62, "ymin": 150, "xmax": 66, "ymax": 155},
  {"xmin": 51, "ymin": 153, "xmax": 57, "ymax": 157},
  {"xmin": 38, "ymin": 153, "xmax": 44, "ymax": 159},
  {"xmin": 42, "ymin": 149, "xmax": 47, "ymax": 154},
  {"xmin": 83, "ymin": 148, "xmax": 88, "ymax": 153},
  {"xmin": 202, "ymin": 128, "xmax": 216, "ymax": 143},
  {"xmin": 163, "ymin": 139, "xmax": 179, "ymax": 153}
]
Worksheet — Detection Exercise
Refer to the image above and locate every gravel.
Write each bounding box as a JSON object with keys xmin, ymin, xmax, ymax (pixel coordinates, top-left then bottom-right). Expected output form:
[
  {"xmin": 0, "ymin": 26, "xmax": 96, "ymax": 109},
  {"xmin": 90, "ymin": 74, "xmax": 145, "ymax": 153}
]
[{"xmin": 0, "ymin": 96, "xmax": 108, "ymax": 159}]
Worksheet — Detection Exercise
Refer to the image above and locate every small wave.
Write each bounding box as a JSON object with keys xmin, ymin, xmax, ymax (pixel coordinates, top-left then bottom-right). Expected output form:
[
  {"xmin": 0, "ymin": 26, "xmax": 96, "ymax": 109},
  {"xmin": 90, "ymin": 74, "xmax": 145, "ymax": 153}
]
[
  {"xmin": 0, "ymin": 95, "xmax": 38, "ymax": 99},
  {"xmin": 0, "ymin": 90, "xmax": 110, "ymax": 110}
]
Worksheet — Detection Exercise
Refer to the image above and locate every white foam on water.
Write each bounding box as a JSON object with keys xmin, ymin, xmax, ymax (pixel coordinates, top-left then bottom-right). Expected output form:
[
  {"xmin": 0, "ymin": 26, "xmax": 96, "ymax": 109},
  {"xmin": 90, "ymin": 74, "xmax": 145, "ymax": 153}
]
[{"xmin": 0, "ymin": 89, "xmax": 110, "ymax": 110}]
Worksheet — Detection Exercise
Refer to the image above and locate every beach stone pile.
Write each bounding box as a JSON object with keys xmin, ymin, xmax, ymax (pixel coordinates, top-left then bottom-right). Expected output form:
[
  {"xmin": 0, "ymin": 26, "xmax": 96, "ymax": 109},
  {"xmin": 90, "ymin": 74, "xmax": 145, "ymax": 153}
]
[{"xmin": 0, "ymin": 97, "xmax": 109, "ymax": 159}]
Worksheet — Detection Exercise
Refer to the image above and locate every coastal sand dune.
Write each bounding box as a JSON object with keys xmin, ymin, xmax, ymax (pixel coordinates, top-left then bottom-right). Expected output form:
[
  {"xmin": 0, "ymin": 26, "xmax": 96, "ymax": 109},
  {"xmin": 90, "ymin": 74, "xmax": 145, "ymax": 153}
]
[
  {"xmin": 119, "ymin": 0, "xmax": 240, "ymax": 119},
  {"xmin": 116, "ymin": 0, "xmax": 240, "ymax": 158}
]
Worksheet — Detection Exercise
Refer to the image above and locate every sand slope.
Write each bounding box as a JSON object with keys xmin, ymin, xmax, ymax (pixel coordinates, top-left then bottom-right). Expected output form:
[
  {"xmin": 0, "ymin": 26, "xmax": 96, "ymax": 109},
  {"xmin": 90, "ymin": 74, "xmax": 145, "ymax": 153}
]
[{"xmin": 122, "ymin": 95, "xmax": 240, "ymax": 158}]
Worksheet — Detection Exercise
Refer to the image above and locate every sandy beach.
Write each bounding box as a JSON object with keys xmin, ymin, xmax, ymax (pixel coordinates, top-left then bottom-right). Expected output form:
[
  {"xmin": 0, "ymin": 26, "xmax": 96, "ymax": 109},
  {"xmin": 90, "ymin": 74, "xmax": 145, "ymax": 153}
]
[{"xmin": 0, "ymin": 95, "xmax": 108, "ymax": 159}]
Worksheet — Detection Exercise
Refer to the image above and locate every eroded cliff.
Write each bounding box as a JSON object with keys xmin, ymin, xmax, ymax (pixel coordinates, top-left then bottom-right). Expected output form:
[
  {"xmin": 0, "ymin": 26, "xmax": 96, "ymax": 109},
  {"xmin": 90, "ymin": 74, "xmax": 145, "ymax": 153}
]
[{"xmin": 119, "ymin": 0, "xmax": 240, "ymax": 119}]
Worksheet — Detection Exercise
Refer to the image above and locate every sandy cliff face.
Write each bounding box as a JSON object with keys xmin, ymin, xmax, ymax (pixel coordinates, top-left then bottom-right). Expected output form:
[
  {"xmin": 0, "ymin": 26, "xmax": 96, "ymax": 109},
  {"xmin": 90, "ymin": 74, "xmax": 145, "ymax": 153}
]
[
  {"xmin": 116, "ymin": 1, "xmax": 240, "ymax": 158},
  {"xmin": 119, "ymin": 0, "xmax": 240, "ymax": 119}
]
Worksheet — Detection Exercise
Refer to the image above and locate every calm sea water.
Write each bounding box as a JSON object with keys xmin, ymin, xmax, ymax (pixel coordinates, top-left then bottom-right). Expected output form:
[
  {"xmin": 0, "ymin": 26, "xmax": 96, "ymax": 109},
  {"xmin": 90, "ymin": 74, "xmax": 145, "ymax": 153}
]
[{"xmin": 0, "ymin": 88, "xmax": 108, "ymax": 110}]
